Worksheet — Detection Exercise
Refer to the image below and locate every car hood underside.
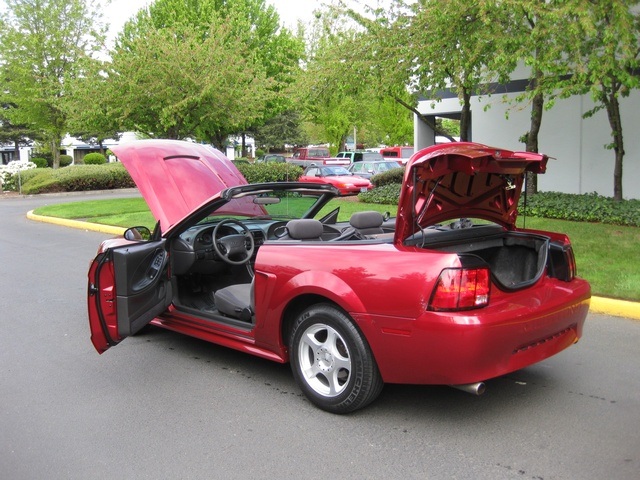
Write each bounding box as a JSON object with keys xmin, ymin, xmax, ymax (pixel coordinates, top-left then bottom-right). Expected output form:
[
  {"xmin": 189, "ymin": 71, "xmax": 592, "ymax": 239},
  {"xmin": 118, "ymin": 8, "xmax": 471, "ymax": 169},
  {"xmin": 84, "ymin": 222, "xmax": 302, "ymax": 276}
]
[{"xmin": 395, "ymin": 142, "xmax": 548, "ymax": 241}]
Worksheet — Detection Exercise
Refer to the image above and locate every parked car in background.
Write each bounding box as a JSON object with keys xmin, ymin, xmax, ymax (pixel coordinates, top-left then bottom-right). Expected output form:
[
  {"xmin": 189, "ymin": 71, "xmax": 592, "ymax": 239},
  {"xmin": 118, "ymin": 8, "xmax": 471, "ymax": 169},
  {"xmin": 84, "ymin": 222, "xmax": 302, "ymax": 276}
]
[
  {"xmin": 256, "ymin": 154, "xmax": 286, "ymax": 163},
  {"xmin": 299, "ymin": 165, "xmax": 373, "ymax": 195},
  {"xmin": 380, "ymin": 146, "xmax": 414, "ymax": 164},
  {"xmin": 288, "ymin": 146, "xmax": 349, "ymax": 167},
  {"xmin": 88, "ymin": 140, "xmax": 590, "ymax": 414},
  {"xmin": 348, "ymin": 160, "xmax": 403, "ymax": 179},
  {"xmin": 336, "ymin": 151, "xmax": 384, "ymax": 163}
]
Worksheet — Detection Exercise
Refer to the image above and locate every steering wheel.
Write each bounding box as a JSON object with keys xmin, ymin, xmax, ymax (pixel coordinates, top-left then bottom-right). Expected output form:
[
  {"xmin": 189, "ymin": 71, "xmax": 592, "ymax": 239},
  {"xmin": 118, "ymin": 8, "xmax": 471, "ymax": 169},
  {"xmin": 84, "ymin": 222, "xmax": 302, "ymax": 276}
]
[{"xmin": 212, "ymin": 219, "xmax": 255, "ymax": 265}]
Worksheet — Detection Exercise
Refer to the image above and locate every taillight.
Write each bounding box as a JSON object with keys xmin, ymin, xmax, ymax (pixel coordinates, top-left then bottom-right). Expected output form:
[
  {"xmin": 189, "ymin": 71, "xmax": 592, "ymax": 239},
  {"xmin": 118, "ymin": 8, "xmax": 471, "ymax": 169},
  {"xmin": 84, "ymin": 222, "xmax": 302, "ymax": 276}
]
[
  {"xmin": 429, "ymin": 267, "xmax": 491, "ymax": 311},
  {"xmin": 548, "ymin": 242, "xmax": 577, "ymax": 281}
]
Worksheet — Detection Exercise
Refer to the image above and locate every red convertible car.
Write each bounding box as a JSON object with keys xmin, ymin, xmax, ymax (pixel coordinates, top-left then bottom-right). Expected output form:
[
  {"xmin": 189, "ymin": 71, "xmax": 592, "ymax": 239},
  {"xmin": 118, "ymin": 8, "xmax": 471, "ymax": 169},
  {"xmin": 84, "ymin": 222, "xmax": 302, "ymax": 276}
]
[
  {"xmin": 298, "ymin": 165, "xmax": 373, "ymax": 195},
  {"xmin": 88, "ymin": 140, "xmax": 590, "ymax": 413}
]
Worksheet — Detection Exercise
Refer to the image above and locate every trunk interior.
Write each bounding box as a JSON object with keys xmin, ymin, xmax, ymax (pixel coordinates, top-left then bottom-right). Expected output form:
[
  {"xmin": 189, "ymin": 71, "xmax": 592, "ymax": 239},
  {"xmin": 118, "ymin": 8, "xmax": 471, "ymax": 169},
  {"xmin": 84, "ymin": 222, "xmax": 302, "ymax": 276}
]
[{"xmin": 407, "ymin": 225, "xmax": 551, "ymax": 291}]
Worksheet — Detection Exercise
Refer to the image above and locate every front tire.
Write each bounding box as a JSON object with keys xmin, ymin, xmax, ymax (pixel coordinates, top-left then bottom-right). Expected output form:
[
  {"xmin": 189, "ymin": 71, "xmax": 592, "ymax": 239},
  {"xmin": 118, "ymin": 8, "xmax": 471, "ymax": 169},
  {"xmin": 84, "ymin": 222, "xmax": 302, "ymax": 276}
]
[{"xmin": 289, "ymin": 304, "xmax": 383, "ymax": 414}]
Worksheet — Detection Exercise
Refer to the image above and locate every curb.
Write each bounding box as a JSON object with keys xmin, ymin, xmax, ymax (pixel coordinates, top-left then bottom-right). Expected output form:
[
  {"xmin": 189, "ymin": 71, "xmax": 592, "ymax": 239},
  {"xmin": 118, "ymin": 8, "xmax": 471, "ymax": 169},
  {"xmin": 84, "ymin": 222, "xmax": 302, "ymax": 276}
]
[
  {"xmin": 589, "ymin": 297, "xmax": 640, "ymax": 321},
  {"xmin": 26, "ymin": 210, "xmax": 639, "ymax": 321},
  {"xmin": 26, "ymin": 210, "xmax": 126, "ymax": 236}
]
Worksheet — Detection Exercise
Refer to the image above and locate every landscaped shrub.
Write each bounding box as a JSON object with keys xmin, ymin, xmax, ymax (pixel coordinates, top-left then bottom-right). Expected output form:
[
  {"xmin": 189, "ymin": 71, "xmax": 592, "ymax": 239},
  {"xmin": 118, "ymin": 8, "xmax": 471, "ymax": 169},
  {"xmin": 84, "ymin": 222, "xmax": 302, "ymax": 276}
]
[
  {"xmin": 43, "ymin": 154, "xmax": 74, "ymax": 167},
  {"xmin": 370, "ymin": 167, "xmax": 405, "ymax": 187},
  {"xmin": 519, "ymin": 192, "xmax": 640, "ymax": 227},
  {"xmin": 235, "ymin": 162, "xmax": 303, "ymax": 184},
  {"xmin": 83, "ymin": 153, "xmax": 107, "ymax": 165},
  {"xmin": 20, "ymin": 163, "xmax": 135, "ymax": 194},
  {"xmin": 0, "ymin": 160, "xmax": 37, "ymax": 191},
  {"xmin": 232, "ymin": 158, "xmax": 251, "ymax": 166},
  {"xmin": 31, "ymin": 157, "xmax": 49, "ymax": 168},
  {"xmin": 59, "ymin": 154, "xmax": 73, "ymax": 167},
  {"xmin": 358, "ymin": 183, "xmax": 401, "ymax": 205}
]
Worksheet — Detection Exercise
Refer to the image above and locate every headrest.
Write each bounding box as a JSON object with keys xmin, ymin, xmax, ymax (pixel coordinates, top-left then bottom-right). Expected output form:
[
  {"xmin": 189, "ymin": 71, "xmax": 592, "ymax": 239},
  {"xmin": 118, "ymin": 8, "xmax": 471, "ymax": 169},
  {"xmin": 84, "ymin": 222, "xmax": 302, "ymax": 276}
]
[
  {"xmin": 286, "ymin": 219, "xmax": 324, "ymax": 240},
  {"xmin": 350, "ymin": 211, "xmax": 384, "ymax": 229}
]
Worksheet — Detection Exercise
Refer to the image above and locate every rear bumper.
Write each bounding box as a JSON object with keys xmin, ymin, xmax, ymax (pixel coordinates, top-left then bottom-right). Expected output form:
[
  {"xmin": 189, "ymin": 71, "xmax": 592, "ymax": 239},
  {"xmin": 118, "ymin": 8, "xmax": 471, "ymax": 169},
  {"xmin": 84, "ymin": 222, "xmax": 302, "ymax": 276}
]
[{"xmin": 355, "ymin": 278, "xmax": 591, "ymax": 385}]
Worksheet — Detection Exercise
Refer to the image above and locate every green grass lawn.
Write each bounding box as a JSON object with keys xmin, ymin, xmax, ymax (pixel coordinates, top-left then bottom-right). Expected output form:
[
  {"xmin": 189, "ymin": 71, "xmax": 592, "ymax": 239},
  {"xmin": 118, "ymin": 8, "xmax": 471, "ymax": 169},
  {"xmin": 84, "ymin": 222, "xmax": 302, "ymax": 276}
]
[{"xmin": 33, "ymin": 198, "xmax": 640, "ymax": 301}]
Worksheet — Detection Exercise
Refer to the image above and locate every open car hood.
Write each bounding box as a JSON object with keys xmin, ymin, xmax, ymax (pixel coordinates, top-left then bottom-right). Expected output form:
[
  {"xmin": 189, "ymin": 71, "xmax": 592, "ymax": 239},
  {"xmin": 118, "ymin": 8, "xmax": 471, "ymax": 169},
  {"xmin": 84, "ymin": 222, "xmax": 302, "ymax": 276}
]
[
  {"xmin": 395, "ymin": 142, "xmax": 548, "ymax": 241},
  {"xmin": 112, "ymin": 140, "xmax": 260, "ymax": 231}
]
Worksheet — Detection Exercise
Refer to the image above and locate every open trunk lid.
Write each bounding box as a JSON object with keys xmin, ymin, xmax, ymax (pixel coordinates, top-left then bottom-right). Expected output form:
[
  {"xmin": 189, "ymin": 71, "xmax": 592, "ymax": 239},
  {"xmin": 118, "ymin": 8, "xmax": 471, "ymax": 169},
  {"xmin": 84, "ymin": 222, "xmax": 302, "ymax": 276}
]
[{"xmin": 395, "ymin": 142, "xmax": 548, "ymax": 243}]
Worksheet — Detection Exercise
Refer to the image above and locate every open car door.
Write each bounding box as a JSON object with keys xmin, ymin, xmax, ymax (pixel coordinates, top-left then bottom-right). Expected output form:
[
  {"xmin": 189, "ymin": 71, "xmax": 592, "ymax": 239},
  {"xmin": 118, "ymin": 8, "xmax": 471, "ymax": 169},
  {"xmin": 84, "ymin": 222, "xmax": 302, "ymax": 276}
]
[{"xmin": 88, "ymin": 239, "xmax": 172, "ymax": 354}]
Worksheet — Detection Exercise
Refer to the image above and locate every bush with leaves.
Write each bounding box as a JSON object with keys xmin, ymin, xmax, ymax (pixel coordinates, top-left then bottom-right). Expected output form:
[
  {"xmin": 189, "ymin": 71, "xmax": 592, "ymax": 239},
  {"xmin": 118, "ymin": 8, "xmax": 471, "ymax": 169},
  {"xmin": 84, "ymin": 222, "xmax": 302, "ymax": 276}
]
[
  {"xmin": 235, "ymin": 162, "xmax": 303, "ymax": 184},
  {"xmin": 0, "ymin": 160, "xmax": 37, "ymax": 190},
  {"xmin": 20, "ymin": 163, "xmax": 135, "ymax": 194},
  {"xmin": 60, "ymin": 155, "xmax": 73, "ymax": 167},
  {"xmin": 356, "ymin": 168, "xmax": 404, "ymax": 205},
  {"xmin": 358, "ymin": 183, "xmax": 402, "ymax": 205},
  {"xmin": 31, "ymin": 157, "xmax": 49, "ymax": 168},
  {"xmin": 519, "ymin": 192, "xmax": 640, "ymax": 227},
  {"xmin": 83, "ymin": 153, "xmax": 107, "ymax": 165},
  {"xmin": 370, "ymin": 167, "xmax": 405, "ymax": 187}
]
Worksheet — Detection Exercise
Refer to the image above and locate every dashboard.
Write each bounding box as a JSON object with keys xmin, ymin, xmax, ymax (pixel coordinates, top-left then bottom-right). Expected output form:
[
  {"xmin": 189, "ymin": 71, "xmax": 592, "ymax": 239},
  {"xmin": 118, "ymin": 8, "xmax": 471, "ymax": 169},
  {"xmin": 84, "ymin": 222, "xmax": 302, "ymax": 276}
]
[{"xmin": 171, "ymin": 219, "xmax": 287, "ymax": 274}]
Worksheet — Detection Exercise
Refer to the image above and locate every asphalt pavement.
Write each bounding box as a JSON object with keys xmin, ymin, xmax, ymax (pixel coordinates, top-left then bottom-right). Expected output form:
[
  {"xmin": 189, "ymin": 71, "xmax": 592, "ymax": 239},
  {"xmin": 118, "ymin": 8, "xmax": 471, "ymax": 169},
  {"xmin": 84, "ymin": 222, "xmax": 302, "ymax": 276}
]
[{"xmin": 2, "ymin": 188, "xmax": 639, "ymax": 480}]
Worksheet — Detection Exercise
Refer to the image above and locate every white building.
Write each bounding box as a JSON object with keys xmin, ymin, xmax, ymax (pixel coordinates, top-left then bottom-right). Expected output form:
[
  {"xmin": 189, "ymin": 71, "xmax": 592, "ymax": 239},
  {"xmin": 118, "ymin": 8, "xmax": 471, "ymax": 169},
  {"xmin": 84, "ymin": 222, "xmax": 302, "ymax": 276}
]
[{"xmin": 414, "ymin": 73, "xmax": 640, "ymax": 200}]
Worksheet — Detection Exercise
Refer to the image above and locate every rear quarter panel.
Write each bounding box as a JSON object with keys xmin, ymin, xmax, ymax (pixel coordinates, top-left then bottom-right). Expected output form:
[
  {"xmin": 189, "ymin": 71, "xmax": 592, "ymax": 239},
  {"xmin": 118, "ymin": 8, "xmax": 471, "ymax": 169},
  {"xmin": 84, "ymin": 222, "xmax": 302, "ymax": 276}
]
[{"xmin": 251, "ymin": 242, "xmax": 459, "ymax": 351}]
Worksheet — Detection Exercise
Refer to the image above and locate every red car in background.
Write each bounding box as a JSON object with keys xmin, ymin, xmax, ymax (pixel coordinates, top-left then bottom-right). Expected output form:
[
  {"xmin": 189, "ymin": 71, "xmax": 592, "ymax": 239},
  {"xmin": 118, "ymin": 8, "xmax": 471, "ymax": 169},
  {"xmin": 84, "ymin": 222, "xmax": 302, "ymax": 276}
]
[
  {"xmin": 88, "ymin": 140, "xmax": 590, "ymax": 413},
  {"xmin": 298, "ymin": 165, "xmax": 373, "ymax": 195}
]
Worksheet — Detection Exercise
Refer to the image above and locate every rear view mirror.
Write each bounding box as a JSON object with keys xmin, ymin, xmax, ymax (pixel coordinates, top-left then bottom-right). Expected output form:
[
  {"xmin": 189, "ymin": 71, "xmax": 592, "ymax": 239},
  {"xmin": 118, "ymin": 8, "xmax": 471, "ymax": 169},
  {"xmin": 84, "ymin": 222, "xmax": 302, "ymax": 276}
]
[{"xmin": 124, "ymin": 226, "xmax": 152, "ymax": 241}]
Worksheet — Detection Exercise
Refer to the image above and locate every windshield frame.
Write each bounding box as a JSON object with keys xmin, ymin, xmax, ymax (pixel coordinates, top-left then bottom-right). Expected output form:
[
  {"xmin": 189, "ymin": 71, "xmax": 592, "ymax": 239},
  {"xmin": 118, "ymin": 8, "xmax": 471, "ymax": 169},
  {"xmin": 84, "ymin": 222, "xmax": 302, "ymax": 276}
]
[{"xmin": 163, "ymin": 182, "xmax": 340, "ymax": 238}]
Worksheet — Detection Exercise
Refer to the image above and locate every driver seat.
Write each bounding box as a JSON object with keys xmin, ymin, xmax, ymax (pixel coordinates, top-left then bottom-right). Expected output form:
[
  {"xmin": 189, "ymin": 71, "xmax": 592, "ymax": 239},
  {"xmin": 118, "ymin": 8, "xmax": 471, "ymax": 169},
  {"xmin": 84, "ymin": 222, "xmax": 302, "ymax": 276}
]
[{"xmin": 214, "ymin": 278, "xmax": 254, "ymax": 322}]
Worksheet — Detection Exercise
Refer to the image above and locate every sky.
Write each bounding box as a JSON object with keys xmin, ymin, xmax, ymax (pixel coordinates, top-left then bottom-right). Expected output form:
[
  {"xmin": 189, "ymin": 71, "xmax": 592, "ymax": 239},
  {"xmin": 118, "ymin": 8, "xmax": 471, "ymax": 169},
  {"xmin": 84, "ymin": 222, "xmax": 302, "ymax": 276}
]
[{"xmin": 104, "ymin": 0, "xmax": 319, "ymax": 39}]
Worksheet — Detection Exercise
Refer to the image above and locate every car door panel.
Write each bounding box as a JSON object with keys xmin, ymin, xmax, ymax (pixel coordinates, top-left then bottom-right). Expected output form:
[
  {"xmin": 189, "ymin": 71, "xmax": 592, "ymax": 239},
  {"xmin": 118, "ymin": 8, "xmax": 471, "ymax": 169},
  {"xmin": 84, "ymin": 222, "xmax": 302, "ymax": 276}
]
[
  {"xmin": 88, "ymin": 240, "xmax": 172, "ymax": 353},
  {"xmin": 113, "ymin": 244, "xmax": 172, "ymax": 336}
]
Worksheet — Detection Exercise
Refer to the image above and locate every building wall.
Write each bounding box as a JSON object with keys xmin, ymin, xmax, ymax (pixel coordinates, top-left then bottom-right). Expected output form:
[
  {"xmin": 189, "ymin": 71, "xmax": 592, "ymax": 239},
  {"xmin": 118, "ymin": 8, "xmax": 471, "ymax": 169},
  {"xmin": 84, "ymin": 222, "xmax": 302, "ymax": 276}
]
[{"xmin": 416, "ymin": 89, "xmax": 640, "ymax": 200}]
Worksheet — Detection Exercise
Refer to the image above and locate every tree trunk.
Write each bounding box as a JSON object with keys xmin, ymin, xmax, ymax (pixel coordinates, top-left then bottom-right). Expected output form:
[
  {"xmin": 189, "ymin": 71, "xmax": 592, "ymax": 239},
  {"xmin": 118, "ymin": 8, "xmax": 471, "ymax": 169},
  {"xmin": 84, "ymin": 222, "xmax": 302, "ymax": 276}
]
[
  {"xmin": 602, "ymin": 83, "xmax": 624, "ymax": 202},
  {"xmin": 51, "ymin": 138, "xmax": 61, "ymax": 169},
  {"xmin": 525, "ymin": 72, "xmax": 545, "ymax": 196},
  {"xmin": 339, "ymin": 133, "xmax": 348, "ymax": 152},
  {"xmin": 459, "ymin": 89, "xmax": 471, "ymax": 142}
]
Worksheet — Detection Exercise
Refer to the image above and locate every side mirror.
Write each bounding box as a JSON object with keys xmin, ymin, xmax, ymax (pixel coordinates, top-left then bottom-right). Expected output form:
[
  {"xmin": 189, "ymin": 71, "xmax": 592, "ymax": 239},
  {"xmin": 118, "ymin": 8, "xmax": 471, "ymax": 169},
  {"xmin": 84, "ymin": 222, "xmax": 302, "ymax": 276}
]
[{"xmin": 124, "ymin": 226, "xmax": 152, "ymax": 241}]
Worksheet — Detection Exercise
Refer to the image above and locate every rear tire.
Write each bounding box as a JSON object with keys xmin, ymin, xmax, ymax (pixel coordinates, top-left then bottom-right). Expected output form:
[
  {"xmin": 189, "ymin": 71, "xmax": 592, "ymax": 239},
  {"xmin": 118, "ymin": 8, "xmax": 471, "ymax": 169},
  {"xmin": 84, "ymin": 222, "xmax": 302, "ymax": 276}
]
[{"xmin": 289, "ymin": 303, "xmax": 383, "ymax": 413}]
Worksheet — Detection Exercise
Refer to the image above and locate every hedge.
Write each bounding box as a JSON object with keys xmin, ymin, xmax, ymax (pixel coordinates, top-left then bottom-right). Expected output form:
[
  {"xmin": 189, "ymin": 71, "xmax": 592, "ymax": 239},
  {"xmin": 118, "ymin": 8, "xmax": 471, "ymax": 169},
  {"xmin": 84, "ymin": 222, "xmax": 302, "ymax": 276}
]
[
  {"xmin": 20, "ymin": 163, "xmax": 135, "ymax": 194},
  {"xmin": 359, "ymin": 186, "xmax": 639, "ymax": 227},
  {"xmin": 235, "ymin": 162, "xmax": 303, "ymax": 184},
  {"xmin": 518, "ymin": 191, "xmax": 640, "ymax": 227}
]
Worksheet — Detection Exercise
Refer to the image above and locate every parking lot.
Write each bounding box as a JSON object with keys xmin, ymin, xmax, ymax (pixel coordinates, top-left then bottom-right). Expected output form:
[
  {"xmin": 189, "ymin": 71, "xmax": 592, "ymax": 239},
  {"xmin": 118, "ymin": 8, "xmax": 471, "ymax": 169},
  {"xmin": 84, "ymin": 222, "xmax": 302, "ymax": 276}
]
[{"xmin": 2, "ymin": 192, "xmax": 639, "ymax": 480}]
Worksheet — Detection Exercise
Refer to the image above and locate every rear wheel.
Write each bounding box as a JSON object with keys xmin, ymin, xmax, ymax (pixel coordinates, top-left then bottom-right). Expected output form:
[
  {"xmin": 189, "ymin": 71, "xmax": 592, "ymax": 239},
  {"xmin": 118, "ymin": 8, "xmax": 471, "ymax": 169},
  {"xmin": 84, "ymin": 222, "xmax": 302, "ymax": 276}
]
[{"xmin": 289, "ymin": 304, "xmax": 383, "ymax": 413}]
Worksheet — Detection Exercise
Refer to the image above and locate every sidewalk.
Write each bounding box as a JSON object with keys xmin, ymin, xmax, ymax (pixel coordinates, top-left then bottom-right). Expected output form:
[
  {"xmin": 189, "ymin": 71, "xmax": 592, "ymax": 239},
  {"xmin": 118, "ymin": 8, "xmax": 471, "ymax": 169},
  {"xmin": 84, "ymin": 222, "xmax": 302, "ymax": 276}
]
[{"xmin": 25, "ymin": 209, "xmax": 640, "ymax": 321}]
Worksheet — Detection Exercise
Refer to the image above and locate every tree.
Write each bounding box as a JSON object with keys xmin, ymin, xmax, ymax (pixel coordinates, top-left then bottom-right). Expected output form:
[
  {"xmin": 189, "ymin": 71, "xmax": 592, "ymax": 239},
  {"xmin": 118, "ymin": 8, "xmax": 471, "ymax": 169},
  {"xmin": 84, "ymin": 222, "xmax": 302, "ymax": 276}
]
[
  {"xmin": 491, "ymin": 0, "xmax": 581, "ymax": 194},
  {"xmin": 0, "ymin": 0, "xmax": 106, "ymax": 168},
  {"xmin": 107, "ymin": 19, "xmax": 272, "ymax": 148},
  {"xmin": 0, "ymin": 104, "xmax": 36, "ymax": 161},
  {"xmin": 564, "ymin": 0, "xmax": 640, "ymax": 201},
  {"xmin": 401, "ymin": 0, "xmax": 515, "ymax": 141},
  {"xmin": 65, "ymin": 61, "xmax": 122, "ymax": 154},
  {"xmin": 333, "ymin": 0, "xmax": 502, "ymax": 142},
  {"xmin": 295, "ymin": 9, "xmax": 413, "ymax": 150},
  {"xmin": 109, "ymin": 0, "xmax": 303, "ymax": 148},
  {"xmin": 252, "ymin": 110, "xmax": 308, "ymax": 151}
]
